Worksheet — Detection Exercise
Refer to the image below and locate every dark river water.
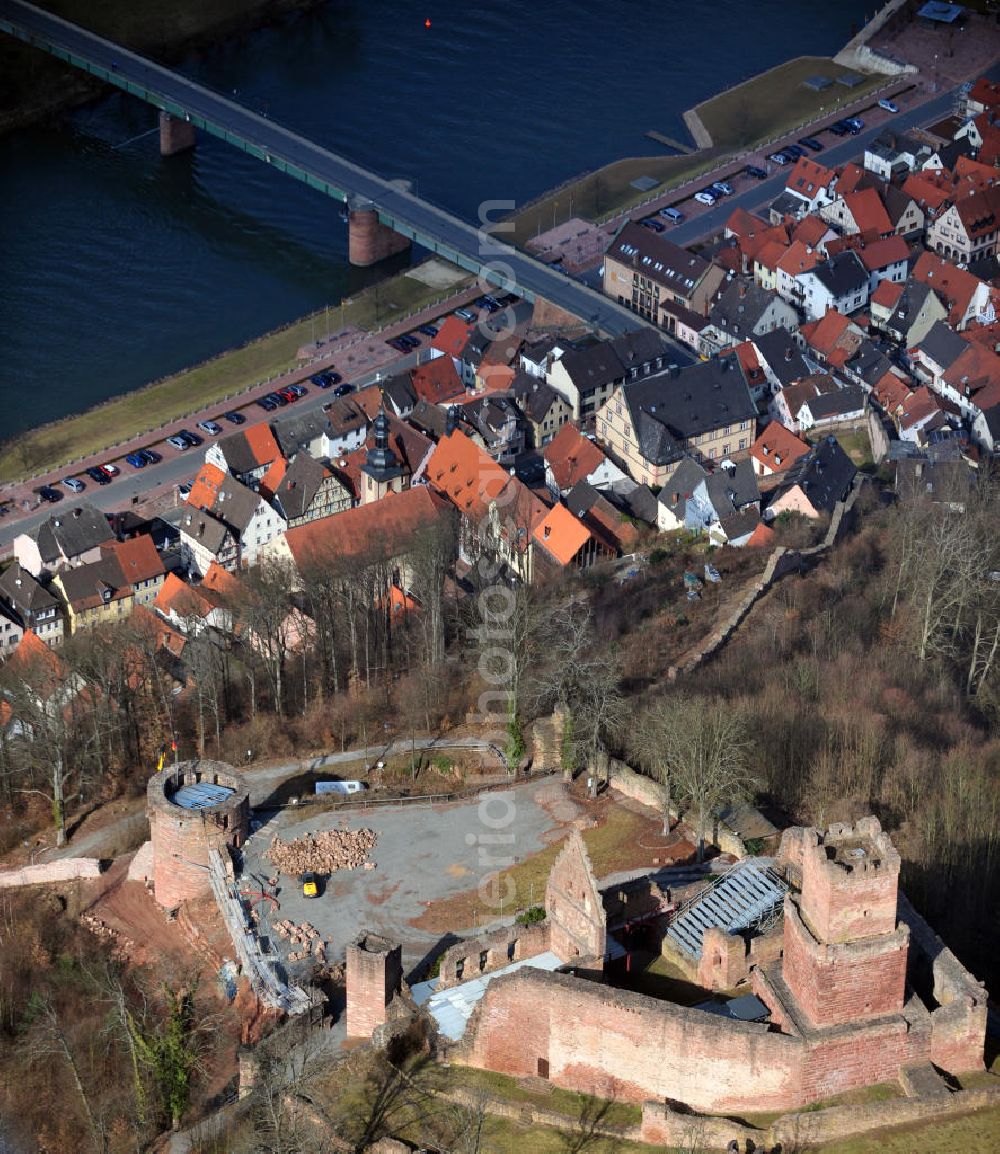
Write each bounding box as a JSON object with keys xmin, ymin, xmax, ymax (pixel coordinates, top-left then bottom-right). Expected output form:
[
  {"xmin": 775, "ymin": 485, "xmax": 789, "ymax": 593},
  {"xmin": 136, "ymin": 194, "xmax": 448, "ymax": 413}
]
[{"xmin": 0, "ymin": 0, "xmax": 872, "ymax": 439}]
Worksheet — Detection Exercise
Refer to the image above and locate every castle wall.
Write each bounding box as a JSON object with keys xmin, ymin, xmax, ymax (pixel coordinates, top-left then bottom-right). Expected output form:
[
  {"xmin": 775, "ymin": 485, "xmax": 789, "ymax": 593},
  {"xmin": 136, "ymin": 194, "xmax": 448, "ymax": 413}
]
[
  {"xmin": 436, "ymin": 922, "xmax": 550, "ymax": 989},
  {"xmin": 459, "ymin": 968, "xmax": 804, "ymax": 1112},
  {"xmin": 346, "ymin": 934, "xmax": 402, "ymax": 1038},
  {"xmin": 545, "ymin": 831, "xmax": 606, "ymax": 962}
]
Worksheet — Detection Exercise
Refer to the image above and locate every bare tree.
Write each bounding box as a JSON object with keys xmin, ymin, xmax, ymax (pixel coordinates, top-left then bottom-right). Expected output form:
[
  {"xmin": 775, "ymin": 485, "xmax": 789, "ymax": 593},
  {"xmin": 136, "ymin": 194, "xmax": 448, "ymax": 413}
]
[
  {"xmin": 654, "ymin": 695, "xmax": 756, "ymax": 861},
  {"xmin": 629, "ymin": 700, "xmax": 676, "ymax": 835}
]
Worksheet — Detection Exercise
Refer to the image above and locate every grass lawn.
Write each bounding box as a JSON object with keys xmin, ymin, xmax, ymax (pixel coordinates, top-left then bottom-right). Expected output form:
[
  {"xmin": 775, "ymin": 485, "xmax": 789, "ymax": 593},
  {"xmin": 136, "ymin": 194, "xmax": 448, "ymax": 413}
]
[
  {"xmin": 810, "ymin": 426, "xmax": 874, "ymax": 471},
  {"xmin": 412, "ymin": 798, "xmax": 669, "ymax": 934},
  {"xmin": 0, "ymin": 269, "xmax": 471, "ymax": 483},
  {"xmin": 693, "ymin": 56, "xmax": 889, "ymax": 151},
  {"xmin": 813, "ymin": 1103, "xmax": 1000, "ymax": 1154}
]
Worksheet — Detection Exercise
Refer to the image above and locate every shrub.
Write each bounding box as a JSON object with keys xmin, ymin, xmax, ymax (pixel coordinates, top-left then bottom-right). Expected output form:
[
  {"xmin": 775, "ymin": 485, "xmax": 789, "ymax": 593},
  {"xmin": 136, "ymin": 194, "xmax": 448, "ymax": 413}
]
[{"xmin": 515, "ymin": 906, "xmax": 546, "ymax": 926}]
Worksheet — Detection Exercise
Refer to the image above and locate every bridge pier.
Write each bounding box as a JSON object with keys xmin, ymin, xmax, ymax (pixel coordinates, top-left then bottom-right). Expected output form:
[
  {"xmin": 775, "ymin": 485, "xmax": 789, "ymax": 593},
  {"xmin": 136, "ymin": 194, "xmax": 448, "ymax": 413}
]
[
  {"xmin": 159, "ymin": 111, "xmax": 196, "ymax": 156},
  {"xmin": 348, "ymin": 207, "xmax": 411, "ymax": 267}
]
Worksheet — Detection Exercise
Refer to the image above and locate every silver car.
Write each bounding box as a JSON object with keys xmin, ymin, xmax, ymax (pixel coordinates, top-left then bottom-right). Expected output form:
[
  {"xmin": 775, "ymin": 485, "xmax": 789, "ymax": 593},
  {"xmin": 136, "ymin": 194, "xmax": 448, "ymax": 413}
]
[{"xmin": 196, "ymin": 419, "xmax": 223, "ymax": 436}]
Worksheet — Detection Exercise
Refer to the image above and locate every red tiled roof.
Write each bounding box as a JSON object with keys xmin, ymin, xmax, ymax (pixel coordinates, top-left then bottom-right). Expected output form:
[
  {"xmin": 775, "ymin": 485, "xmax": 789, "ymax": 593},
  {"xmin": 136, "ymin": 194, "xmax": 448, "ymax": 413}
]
[
  {"xmin": 426, "ymin": 430, "xmax": 546, "ymax": 540},
  {"xmin": 258, "ymin": 457, "xmax": 288, "ymax": 501},
  {"xmin": 411, "ymin": 356, "xmax": 464, "ymax": 405},
  {"xmin": 284, "ymin": 486, "xmax": 450, "ymax": 570},
  {"xmin": 130, "ymin": 603, "xmax": 187, "ymax": 659},
  {"xmin": 754, "ymin": 238, "xmax": 789, "ymax": 272},
  {"xmin": 835, "ymin": 162, "xmax": 868, "ymax": 197},
  {"xmin": 543, "ymin": 423, "xmax": 607, "ymax": 491},
  {"xmin": 749, "ymin": 423, "xmax": 810, "ymax": 474},
  {"xmin": 7, "ymin": 629, "xmax": 66, "ymax": 681},
  {"xmin": 968, "ymin": 77, "xmax": 1000, "ymax": 111},
  {"xmin": 187, "ymin": 462, "xmax": 228, "ymax": 513},
  {"xmin": 843, "ymin": 188, "xmax": 892, "ymax": 235},
  {"xmin": 104, "ymin": 535, "xmax": 164, "ymax": 586},
  {"xmin": 201, "ymin": 562, "xmax": 242, "ymax": 603},
  {"xmin": 911, "ymin": 252, "xmax": 984, "ymax": 327},
  {"xmin": 532, "ymin": 502, "xmax": 593, "ymax": 566},
  {"xmin": 799, "ymin": 309, "xmax": 861, "ymax": 365},
  {"xmin": 792, "ymin": 215, "xmax": 830, "ymax": 248},
  {"xmin": 243, "ymin": 423, "xmax": 282, "ymax": 468},
  {"xmin": 871, "ymin": 279, "xmax": 905, "ymax": 310},
  {"xmin": 896, "ymin": 386, "xmax": 940, "ymax": 431},
  {"xmin": 725, "ymin": 206, "xmax": 769, "ymax": 239},
  {"xmin": 431, "ymin": 316, "xmax": 474, "ymax": 359},
  {"xmin": 723, "ymin": 341, "xmax": 767, "ymax": 393},
  {"xmin": 786, "ymin": 156, "xmax": 834, "ymax": 197},
  {"xmin": 746, "ymin": 521, "xmax": 776, "ymax": 548},
  {"xmin": 902, "ymin": 170, "xmax": 954, "ymax": 213},
  {"xmin": 777, "ymin": 239, "xmax": 821, "ymax": 277},
  {"xmin": 154, "ymin": 572, "xmax": 213, "ymax": 619}
]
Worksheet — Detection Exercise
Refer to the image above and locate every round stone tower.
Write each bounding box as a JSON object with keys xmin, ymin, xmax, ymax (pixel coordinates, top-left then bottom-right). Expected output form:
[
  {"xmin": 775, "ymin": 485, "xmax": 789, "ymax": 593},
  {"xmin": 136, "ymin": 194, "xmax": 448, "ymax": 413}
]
[{"xmin": 147, "ymin": 759, "xmax": 250, "ymax": 909}]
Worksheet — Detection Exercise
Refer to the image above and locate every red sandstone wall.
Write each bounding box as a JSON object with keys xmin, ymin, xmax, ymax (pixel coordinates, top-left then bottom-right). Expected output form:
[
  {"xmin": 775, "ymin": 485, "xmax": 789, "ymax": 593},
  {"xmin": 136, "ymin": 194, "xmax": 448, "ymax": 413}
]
[
  {"xmin": 461, "ymin": 969, "xmax": 803, "ymax": 1112},
  {"xmin": 783, "ymin": 902, "xmax": 908, "ymax": 1027},
  {"xmin": 545, "ymin": 833, "xmax": 606, "ymax": 962},
  {"xmin": 799, "ymin": 1014, "xmax": 927, "ymax": 1102},
  {"xmin": 151, "ymin": 809, "xmax": 243, "ymax": 908},
  {"xmin": 348, "ymin": 209, "xmax": 411, "ymax": 267},
  {"xmin": 346, "ymin": 940, "xmax": 402, "ymax": 1038},
  {"xmin": 801, "ymin": 849, "xmax": 898, "ymax": 943}
]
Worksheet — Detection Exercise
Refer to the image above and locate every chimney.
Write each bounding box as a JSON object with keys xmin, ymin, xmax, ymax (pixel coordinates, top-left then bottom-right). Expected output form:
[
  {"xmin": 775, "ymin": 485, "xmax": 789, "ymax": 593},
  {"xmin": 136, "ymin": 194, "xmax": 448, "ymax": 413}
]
[
  {"xmin": 739, "ymin": 283, "xmax": 747, "ymax": 299},
  {"xmin": 543, "ymin": 525, "xmax": 551, "ymax": 539},
  {"xmin": 73, "ymin": 508, "xmax": 82, "ymax": 519},
  {"xmin": 785, "ymin": 347, "xmax": 793, "ymax": 361}
]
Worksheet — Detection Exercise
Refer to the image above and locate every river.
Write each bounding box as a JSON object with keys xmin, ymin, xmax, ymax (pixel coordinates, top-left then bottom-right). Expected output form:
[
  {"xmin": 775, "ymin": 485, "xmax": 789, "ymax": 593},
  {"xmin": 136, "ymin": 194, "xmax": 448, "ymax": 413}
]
[{"xmin": 0, "ymin": 0, "xmax": 872, "ymax": 439}]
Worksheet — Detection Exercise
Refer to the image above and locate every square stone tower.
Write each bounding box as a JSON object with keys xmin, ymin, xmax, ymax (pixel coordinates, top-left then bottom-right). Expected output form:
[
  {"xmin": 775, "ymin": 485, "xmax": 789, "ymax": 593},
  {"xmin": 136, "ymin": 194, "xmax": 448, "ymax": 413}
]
[
  {"xmin": 346, "ymin": 933, "xmax": 403, "ymax": 1038},
  {"xmin": 782, "ymin": 817, "xmax": 909, "ymax": 1028}
]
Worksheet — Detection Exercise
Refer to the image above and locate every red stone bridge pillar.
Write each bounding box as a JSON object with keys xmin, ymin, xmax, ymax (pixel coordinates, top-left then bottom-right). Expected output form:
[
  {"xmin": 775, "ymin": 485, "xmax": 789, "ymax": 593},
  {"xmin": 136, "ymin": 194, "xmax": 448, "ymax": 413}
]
[
  {"xmin": 349, "ymin": 206, "xmax": 411, "ymax": 267},
  {"xmin": 159, "ymin": 111, "xmax": 196, "ymax": 156}
]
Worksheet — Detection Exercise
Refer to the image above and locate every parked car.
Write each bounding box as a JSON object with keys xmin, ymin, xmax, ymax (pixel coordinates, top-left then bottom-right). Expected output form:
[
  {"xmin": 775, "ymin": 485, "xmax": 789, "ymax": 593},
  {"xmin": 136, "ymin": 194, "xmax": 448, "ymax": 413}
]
[
  {"xmin": 265, "ymin": 392, "xmax": 288, "ymax": 407},
  {"xmin": 222, "ymin": 410, "xmax": 246, "ymax": 425},
  {"xmin": 140, "ymin": 449, "xmax": 162, "ymax": 465},
  {"xmin": 799, "ymin": 136, "xmax": 823, "ymax": 151},
  {"xmin": 126, "ymin": 452, "xmax": 149, "ymax": 468},
  {"xmin": 454, "ymin": 308, "xmax": 476, "ymax": 321},
  {"xmin": 404, "ymin": 334, "xmax": 421, "ymax": 348},
  {"xmin": 660, "ymin": 206, "xmax": 685, "ymax": 222},
  {"xmin": 743, "ymin": 165, "xmax": 767, "ymax": 180},
  {"xmin": 324, "ymin": 372, "xmax": 342, "ymax": 386},
  {"xmin": 694, "ymin": 190, "xmax": 717, "ymax": 206},
  {"xmin": 417, "ymin": 323, "xmax": 439, "ymax": 337},
  {"xmin": 828, "ymin": 122, "xmax": 849, "ymax": 137},
  {"xmin": 86, "ymin": 466, "xmax": 112, "ymax": 484},
  {"xmin": 710, "ymin": 181, "xmax": 733, "ymax": 197},
  {"xmin": 389, "ymin": 337, "xmax": 410, "ymax": 352},
  {"xmin": 309, "ymin": 373, "xmax": 327, "ymax": 386},
  {"xmin": 37, "ymin": 485, "xmax": 63, "ymax": 503},
  {"xmin": 783, "ymin": 144, "xmax": 806, "ymax": 159},
  {"xmin": 196, "ymin": 419, "xmax": 223, "ymax": 436},
  {"xmin": 767, "ymin": 152, "xmax": 790, "ymax": 166},
  {"xmin": 178, "ymin": 430, "xmax": 202, "ymax": 447},
  {"xmin": 167, "ymin": 435, "xmax": 191, "ymax": 450},
  {"xmin": 256, "ymin": 396, "xmax": 278, "ymax": 412},
  {"xmin": 178, "ymin": 481, "xmax": 192, "ymax": 500},
  {"xmin": 476, "ymin": 296, "xmax": 500, "ymax": 313},
  {"xmin": 100, "ymin": 464, "xmax": 120, "ymax": 477},
  {"xmin": 63, "ymin": 477, "xmax": 85, "ymax": 493},
  {"xmin": 642, "ymin": 217, "xmax": 665, "ymax": 232},
  {"xmin": 878, "ymin": 98, "xmax": 899, "ymax": 114},
  {"xmin": 333, "ymin": 382, "xmax": 354, "ymax": 397},
  {"xmin": 845, "ymin": 117, "xmax": 864, "ymax": 133}
]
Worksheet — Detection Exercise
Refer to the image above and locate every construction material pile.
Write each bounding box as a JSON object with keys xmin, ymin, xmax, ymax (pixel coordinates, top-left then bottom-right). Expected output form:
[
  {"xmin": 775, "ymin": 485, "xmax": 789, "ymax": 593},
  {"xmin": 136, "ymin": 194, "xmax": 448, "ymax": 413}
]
[
  {"xmin": 273, "ymin": 919, "xmax": 328, "ymax": 965},
  {"xmin": 266, "ymin": 827, "xmax": 378, "ymax": 876}
]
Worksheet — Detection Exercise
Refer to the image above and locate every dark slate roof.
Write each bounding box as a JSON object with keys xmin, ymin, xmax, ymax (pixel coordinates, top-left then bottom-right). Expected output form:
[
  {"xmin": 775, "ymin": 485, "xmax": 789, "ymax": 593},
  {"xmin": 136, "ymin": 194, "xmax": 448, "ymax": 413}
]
[
  {"xmin": 770, "ymin": 190, "xmax": 808, "ymax": 218},
  {"xmin": 609, "ymin": 221, "xmax": 713, "ymax": 300},
  {"xmin": 324, "ymin": 396, "xmax": 370, "ymax": 437},
  {"xmin": 895, "ymin": 457, "xmax": 976, "ymax": 504},
  {"xmin": 886, "ymin": 282, "xmax": 937, "ymax": 336},
  {"xmin": 719, "ymin": 507, "xmax": 761, "ymax": 542},
  {"xmin": 623, "ymin": 357, "xmax": 756, "ymax": 466},
  {"xmin": 57, "ymin": 553, "xmax": 127, "ymax": 609},
  {"xmin": 608, "ymin": 328, "xmax": 672, "ymax": 370},
  {"xmin": 272, "ymin": 453, "xmax": 326, "ymax": 521},
  {"xmin": 705, "ymin": 459, "xmax": 760, "ymax": 514},
  {"xmin": 558, "ymin": 339, "xmax": 626, "ymax": 392},
  {"xmin": 917, "ymin": 320, "xmax": 969, "ymax": 370},
  {"xmin": 657, "ymin": 457, "xmax": 709, "ymax": 518},
  {"xmin": 272, "ymin": 410, "xmax": 335, "ymax": 459},
  {"xmin": 511, "ymin": 373, "xmax": 565, "ymax": 425},
  {"xmin": 610, "ymin": 482, "xmax": 659, "ymax": 525},
  {"xmin": 381, "ymin": 372, "xmax": 418, "ymax": 416},
  {"xmin": 565, "ymin": 479, "xmax": 603, "ymax": 518},
  {"xmin": 180, "ymin": 509, "xmax": 231, "ymax": 554},
  {"xmin": 780, "ymin": 435, "xmax": 857, "ymax": 514},
  {"xmin": 752, "ymin": 328, "xmax": 811, "ymax": 387},
  {"xmin": 407, "ymin": 399, "xmax": 452, "ymax": 440},
  {"xmin": 845, "ymin": 341, "xmax": 893, "ymax": 386},
  {"xmin": 804, "ymin": 384, "xmax": 866, "ymax": 421},
  {"xmin": 937, "ymin": 136, "xmax": 976, "ymax": 170},
  {"xmin": 810, "ymin": 250, "xmax": 868, "ymax": 298},
  {"xmin": 209, "ymin": 476, "xmax": 263, "ymax": 534},
  {"xmin": 883, "ymin": 183, "xmax": 920, "ymax": 229},
  {"xmin": 215, "ymin": 429, "xmax": 264, "ymax": 477},
  {"xmin": 34, "ymin": 504, "xmax": 114, "ymax": 565},
  {"xmin": 0, "ymin": 562, "xmax": 58, "ymax": 618},
  {"xmin": 709, "ymin": 280, "xmax": 784, "ymax": 335}
]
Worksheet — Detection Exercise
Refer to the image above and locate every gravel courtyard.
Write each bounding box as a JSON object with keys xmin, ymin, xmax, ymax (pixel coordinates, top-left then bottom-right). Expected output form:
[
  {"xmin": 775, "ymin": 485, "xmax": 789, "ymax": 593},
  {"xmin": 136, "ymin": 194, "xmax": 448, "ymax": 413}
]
[{"xmin": 239, "ymin": 778, "xmax": 578, "ymax": 979}]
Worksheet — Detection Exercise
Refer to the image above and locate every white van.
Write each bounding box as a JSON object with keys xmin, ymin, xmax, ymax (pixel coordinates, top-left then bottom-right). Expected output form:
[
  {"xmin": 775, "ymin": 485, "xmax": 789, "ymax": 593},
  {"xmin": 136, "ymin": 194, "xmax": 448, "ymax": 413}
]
[
  {"xmin": 660, "ymin": 207, "xmax": 685, "ymax": 224},
  {"xmin": 315, "ymin": 780, "xmax": 367, "ymax": 796}
]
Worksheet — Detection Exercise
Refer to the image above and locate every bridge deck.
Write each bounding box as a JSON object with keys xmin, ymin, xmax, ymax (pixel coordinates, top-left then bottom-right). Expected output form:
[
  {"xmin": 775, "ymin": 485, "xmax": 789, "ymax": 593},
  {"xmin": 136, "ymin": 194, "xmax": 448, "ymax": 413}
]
[{"xmin": 0, "ymin": 0, "xmax": 648, "ymax": 338}]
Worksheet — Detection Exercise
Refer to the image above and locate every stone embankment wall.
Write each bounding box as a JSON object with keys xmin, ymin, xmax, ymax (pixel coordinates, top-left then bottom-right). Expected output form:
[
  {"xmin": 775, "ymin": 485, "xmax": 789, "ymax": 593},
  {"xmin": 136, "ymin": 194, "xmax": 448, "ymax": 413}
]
[
  {"xmin": 669, "ymin": 482, "xmax": 862, "ymax": 680},
  {"xmin": 0, "ymin": 858, "xmax": 103, "ymax": 887},
  {"xmin": 834, "ymin": 0, "xmax": 919, "ymax": 74}
]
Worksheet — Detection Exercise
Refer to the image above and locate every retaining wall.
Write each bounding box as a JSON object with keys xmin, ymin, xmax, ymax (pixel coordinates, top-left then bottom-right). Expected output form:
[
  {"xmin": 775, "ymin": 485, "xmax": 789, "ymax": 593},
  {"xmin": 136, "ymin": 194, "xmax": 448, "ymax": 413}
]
[{"xmin": 0, "ymin": 857, "xmax": 103, "ymax": 887}]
